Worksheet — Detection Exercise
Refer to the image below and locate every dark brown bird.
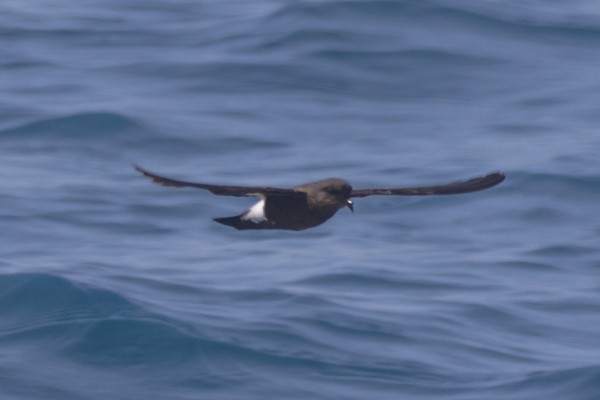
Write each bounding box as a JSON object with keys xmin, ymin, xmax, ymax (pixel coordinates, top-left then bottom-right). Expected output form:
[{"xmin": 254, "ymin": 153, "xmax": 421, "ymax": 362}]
[{"xmin": 134, "ymin": 165, "xmax": 504, "ymax": 231}]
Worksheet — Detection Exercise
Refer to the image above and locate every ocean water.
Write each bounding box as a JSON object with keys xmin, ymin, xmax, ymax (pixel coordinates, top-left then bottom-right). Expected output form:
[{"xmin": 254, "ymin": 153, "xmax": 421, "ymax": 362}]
[{"xmin": 1, "ymin": 0, "xmax": 599, "ymax": 399}]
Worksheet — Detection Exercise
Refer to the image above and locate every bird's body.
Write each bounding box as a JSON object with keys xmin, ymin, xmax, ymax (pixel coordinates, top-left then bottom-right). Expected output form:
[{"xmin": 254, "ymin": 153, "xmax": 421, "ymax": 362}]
[
  {"xmin": 213, "ymin": 178, "xmax": 352, "ymax": 230},
  {"xmin": 135, "ymin": 166, "xmax": 504, "ymax": 231}
]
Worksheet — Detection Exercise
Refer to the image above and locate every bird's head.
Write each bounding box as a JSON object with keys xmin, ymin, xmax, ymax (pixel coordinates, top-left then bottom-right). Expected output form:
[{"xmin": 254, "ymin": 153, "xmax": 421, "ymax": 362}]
[{"xmin": 320, "ymin": 179, "xmax": 354, "ymax": 212}]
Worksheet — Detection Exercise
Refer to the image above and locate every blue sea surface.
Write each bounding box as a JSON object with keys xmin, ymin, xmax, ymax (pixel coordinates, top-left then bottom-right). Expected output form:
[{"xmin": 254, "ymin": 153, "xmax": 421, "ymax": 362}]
[{"xmin": 1, "ymin": 0, "xmax": 599, "ymax": 399}]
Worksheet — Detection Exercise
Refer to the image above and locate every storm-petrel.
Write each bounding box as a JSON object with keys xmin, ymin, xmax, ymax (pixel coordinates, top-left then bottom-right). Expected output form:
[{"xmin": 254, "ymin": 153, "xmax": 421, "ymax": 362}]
[{"xmin": 135, "ymin": 165, "xmax": 504, "ymax": 231}]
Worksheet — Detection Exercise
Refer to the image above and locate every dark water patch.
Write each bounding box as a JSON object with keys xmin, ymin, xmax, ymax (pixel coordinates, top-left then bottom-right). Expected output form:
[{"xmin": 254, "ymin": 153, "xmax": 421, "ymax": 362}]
[
  {"xmin": 15, "ymin": 83, "xmax": 89, "ymax": 96},
  {"xmin": 496, "ymin": 260, "xmax": 561, "ymax": 272},
  {"xmin": 249, "ymin": 27, "xmax": 358, "ymax": 52},
  {"xmin": 518, "ymin": 296, "xmax": 600, "ymax": 315},
  {"xmin": 198, "ymin": 136, "xmax": 287, "ymax": 152},
  {"xmin": 0, "ymin": 59, "xmax": 62, "ymax": 70},
  {"xmin": 519, "ymin": 206, "xmax": 573, "ymax": 223},
  {"xmin": 207, "ymin": 108, "xmax": 268, "ymax": 121},
  {"xmin": 516, "ymin": 95, "xmax": 571, "ymax": 108},
  {"xmin": 294, "ymin": 271, "xmax": 492, "ymax": 294},
  {"xmin": 526, "ymin": 244, "xmax": 596, "ymax": 258},
  {"xmin": 311, "ymin": 48, "xmax": 503, "ymax": 69},
  {"xmin": 488, "ymin": 122, "xmax": 555, "ymax": 135},
  {"xmin": 64, "ymin": 317, "xmax": 201, "ymax": 366},
  {"xmin": 0, "ymin": 26, "xmax": 88, "ymax": 40}
]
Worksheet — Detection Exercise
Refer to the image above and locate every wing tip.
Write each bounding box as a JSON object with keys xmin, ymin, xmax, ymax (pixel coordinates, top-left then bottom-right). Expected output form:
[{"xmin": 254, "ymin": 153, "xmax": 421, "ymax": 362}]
[
  {"xmin": 484, "ymin": 171, "xmax": 506, "ymax": 186},
  {"xmin": 349, "ymin": 170, "xmax": 506, "ymax": 197},
  {"xmin": 133, "ymin": 163, "xmax": 153, "ymax": 179},
  {"xmin": 133, "ymin": 164, "xmax": 181, "ymax": 189}
]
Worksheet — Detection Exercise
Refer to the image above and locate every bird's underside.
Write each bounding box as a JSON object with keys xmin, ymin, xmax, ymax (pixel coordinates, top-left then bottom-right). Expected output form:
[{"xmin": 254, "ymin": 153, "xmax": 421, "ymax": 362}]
[{"xmin": 135, "ymin": 165, "xmax": 505, "ymax": 231}]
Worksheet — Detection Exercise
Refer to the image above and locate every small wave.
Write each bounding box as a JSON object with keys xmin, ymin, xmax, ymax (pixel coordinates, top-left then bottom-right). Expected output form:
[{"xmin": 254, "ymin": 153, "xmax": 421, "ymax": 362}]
[
  {"xmin": 0, "ymin": 273, "xmax": 140, "ymax": 336},
  {"xmin": 487, "ymin": 365, "xmax": 600, "ymax": 400},
  {"xmin": 0, "ymin": 112, "xmax": 147, "ymax": 139},
  {"xmin": 64, "ymin": 317, "xmax": 203, "ymax": 366},
  {"xmin": 0, "ymin": 273, "xmax": 343, "ymax": 373},
  {"xmin": 0, "ymin": 273, "xmax": 203, "ymax": 366},
  {"xmin": 526, "ymin": 244, "xmax": 596, "ymax": 258},
  {"xmin": 197, "ymin": 136, "xmax": 287, "ymax": 152},
  {"xmin": 520, "ymin": 206, "xmax": 572, "ymax": 223},
  {"xmin": 263, "ymin": 0, "xmax": 600, "ymax": 47},
  {"xmin": 497, "ymin": 260, "xmax": 561, "ymax": 272},
  {"xmin": 264, "ymin": 0, "xmax": 425, "ymax": 24},
  {"xmin": 294, "ymin": 270, "xmax": 490, "ymax": 293},
  {"xmin": 308, "ymin": 48, "xmax": 502, "ymax": 70},
  {"xmin": 506, "ymin": 172, "xmax": 600, "ymax": 195},
  {"xmin": 0, "ymin": 59, "xmax": 61, "ymax": 70}
]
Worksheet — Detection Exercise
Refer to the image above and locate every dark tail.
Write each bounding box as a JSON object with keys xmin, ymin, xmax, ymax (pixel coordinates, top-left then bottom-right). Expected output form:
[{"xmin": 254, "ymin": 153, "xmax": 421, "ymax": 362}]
[
  {"xmin": 213, "ymin": 215, "xmax": 246, "ymax": 230},
  {"xmin": 213, "ymin": 214, "xmax": 281, "ymax": 230},
  {"xmin": 213, "ymin": 215, "xmax": 273, "ymax": 230}
]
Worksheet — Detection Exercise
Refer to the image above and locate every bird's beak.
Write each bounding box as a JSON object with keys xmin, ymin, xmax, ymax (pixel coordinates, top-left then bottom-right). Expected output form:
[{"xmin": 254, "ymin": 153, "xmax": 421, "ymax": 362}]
[{"xmin": 346, "ymin": 199, "xmax": 354, "ymax": 213}]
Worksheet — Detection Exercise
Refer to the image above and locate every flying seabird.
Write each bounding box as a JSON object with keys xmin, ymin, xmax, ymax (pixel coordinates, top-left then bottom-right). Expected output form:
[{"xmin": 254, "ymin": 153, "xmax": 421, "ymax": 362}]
[{"xmin": 134, "ymin": 165, "xmax": 504, "ymax": 231}]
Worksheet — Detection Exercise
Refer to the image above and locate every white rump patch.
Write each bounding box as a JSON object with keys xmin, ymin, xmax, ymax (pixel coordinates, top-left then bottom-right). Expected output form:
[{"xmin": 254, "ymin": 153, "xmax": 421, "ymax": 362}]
[{"xmin": 242, "ymin": 199, "xmax": 267, "ymax": 223}]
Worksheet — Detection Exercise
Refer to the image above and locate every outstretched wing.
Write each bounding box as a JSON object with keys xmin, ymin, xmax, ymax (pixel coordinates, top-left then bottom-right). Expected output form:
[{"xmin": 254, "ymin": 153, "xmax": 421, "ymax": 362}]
[
  {"xmin": 350, "ymin": 172, "xmax": 505, "ymax": 198},
  {"xmin": 134, "ymin": 165, "xmax": 306, "ymax": 198}
]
